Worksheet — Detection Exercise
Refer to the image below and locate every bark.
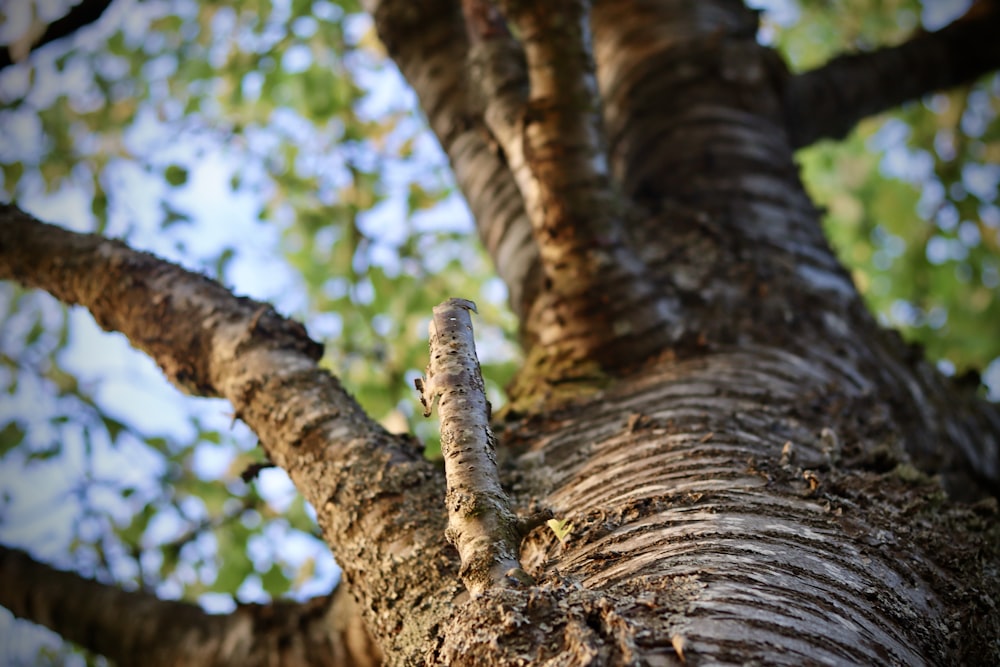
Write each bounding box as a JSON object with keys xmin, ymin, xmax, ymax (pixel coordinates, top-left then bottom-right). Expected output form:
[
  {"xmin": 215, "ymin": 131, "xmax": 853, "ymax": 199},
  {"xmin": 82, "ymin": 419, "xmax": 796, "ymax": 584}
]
[
  {"xmin": 474, "ymin": 0, "xmax": 680, "ymax": 373},
  {"xmin": 2, "ymin": 0, "xmax": 1000, "ymax": 665},
  {"xmin": 416, "ymin": 298, "xmax": 532, "ymax": 593},
  {"xmin": 365, "ymin": 0, "xmax": 541, "ymax": 319},
  {"xmin": 585, "ymin": 0, "xmax": 999, "ymax": 494},
  {"xmin": 0, "ymin": 207, "xmax": 463, "ymax": 664},
  {"xmin": 474, "ymin": 349, "xmax": 1000, "ymax": 666},
  {"xmin": 410, "ymin": 1, "xmax": 1000, "ymax": 663},
  {"xmin": 0, "ymin": 545, "xmax": 380, "ymax": 667}
]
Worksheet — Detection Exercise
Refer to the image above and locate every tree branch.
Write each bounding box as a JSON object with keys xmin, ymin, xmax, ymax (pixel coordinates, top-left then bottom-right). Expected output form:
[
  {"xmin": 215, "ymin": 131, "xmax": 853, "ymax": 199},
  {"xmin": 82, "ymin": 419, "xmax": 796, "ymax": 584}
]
[
  {"xmin": 415, "ymin": 298, "xmax": 531, "ymax": 594},
  {"xmin": 364, "ymin": 0, "xmax": 540, "ymax": 319},
  {"xmin": 785, "ymin": 0, "xmax": 1000, "ymax": 148},
  {"xmin": 0, "ymin": 205, "xmax": 324, "ymax": 398},
  {"xmin": 0, "ymin": 0, "xmax": 115, "ymax": 70},
  {"xmin": 462, "ymin": 0, "xmax": 530, "ymax": 204},
  {"xmin": 0, "ymin": 205, "xmax": 461, "ymax": 662},
  {"xmin": 494, "ymin": 0, "xmax": 627, "ymax": 276},
  {"xmin": 473, "ymin": 0, "xmax": 679, "ymax": 375},
  {"xmin": 0, "ymin": 544, "xmax": 380, "ymax": 666}
]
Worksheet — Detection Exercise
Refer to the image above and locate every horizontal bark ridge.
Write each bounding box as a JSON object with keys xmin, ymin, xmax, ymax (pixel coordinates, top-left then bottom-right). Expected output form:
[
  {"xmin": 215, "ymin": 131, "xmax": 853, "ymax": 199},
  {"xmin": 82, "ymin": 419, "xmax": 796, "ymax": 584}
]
[{"xmin": 512, "ymin": 347, "xmax": 975, "ymax": 665}]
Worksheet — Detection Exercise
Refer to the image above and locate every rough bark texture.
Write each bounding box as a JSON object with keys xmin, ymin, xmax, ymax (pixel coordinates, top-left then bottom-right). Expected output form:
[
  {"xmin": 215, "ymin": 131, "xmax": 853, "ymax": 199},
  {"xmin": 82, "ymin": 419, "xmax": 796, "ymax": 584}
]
[
  {"xmin": 2, "ymin": 0, "xmax": 1000, "ymax": 665},
  {"xmin": 417, "ymin": 298, "xmax": 530, "ymax": 593},
  {"xmin": 485, "ymin": 0, "xmax": 681, "ymax": 374},
  {"xmin": 0, "ymin": 207, "xmax": 463, "ymax": 664},
  {"xmin": 488, "ymin": 351, "xmax": 1000, "ymax": 665},
  {"xmin": 364, "ymin": 0, "xmax": 541, "ymax": 320}
]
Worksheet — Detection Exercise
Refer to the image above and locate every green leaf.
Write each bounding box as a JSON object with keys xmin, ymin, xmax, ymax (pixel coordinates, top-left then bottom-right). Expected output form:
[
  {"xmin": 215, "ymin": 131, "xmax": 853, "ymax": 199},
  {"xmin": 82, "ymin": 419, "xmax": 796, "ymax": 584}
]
[
  {"xmin": 0, "ymin": 422, "xmax": 25, "ymax": 458},
  {"xmin": 27, "ymin": 444, "xmax": 62, "ymax": 462},
  {"xmin": 102, "ymin": 416, "xmax": 127, "ymax": 444},
  {"xmin": 546, "ymin": 518, "xmax": 574, "ymax": 544},
  {"xmin": 260, "ymin": 562, "xmax": 290, "ymax": 596},
  {"xmin": 213, "ymin": 247, "xmax": 236, "ymax": 280},
  {"xmin": 162, "ymin": 202, "xmax": 191, "ymax": 228},
  {"xmin": 212, "ymin": 548, "xmax": 253, "ymax": 593},
  {"xmin": 164, "ymin": 165, "xmax": 189, "ymax": 187}
]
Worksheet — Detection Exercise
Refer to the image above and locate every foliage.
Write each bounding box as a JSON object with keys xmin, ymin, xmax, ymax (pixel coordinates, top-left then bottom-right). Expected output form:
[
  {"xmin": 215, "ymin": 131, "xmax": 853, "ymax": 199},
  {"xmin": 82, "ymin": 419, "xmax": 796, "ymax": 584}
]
[
  {"xmin": 767, "ymin": 0, "xmax": 1000, "ymax": 376},
  {"xmin": 546, "ymin": 518, "xmax": 574, "ymax": 546}
]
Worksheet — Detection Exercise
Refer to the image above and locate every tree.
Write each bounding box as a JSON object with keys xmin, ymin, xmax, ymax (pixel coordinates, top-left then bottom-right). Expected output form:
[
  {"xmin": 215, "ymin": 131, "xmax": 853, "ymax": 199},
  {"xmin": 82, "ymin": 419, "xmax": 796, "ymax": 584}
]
[{"xmin": 1, "ymin": 0, "xmax": 999, "ymax": 664}]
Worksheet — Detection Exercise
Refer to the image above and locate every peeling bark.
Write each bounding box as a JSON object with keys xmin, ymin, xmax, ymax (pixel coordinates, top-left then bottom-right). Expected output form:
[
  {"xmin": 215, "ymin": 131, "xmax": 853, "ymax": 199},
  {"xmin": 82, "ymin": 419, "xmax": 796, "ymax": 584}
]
[{"xmin": 495, "ymin": 349, "xmax": 1000, "ymax": 665}]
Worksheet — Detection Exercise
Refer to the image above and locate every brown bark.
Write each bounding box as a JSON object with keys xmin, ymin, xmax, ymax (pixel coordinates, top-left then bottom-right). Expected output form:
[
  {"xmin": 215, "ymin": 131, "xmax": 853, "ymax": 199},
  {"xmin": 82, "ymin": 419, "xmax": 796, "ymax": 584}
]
[
  {"xmin": 0, "ymin": 545, "xmax": 380, "ymax": 666},
  {"xmin": 417, "ymin": 298, "xmax": 532, "ymax": 592},
  {"xmin": 365, "ymin": 0, "xmax": 541, "ymax": 319},
  {"xmin": 0, "ymin": 207, "xmax": 462, "ymax": 664},
  {"xmin": 479, "ymin": 0, "xmax": 680, "ymax": 374},
  {"xmin": 586, "ymin": 0, "xmax": 999, "ymax": 494},
  {"xmin": 466, "ymin": 349, "xmax": 1000, "ymax": 666}
]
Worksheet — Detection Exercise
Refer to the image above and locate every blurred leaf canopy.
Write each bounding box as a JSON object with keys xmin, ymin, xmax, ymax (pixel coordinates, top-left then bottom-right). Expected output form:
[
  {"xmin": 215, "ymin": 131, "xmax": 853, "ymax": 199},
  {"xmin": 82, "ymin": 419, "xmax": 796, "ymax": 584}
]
[{"xmin": 769, "ymin": 0, "xmax": 1000, "ymax": 375}]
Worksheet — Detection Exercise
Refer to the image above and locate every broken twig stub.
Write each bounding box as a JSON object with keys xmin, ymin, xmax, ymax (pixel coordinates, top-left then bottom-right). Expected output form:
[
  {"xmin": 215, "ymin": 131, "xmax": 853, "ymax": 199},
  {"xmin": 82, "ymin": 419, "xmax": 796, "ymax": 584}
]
[{"xmin": 416, "ymin": 297, "xmax": 532, "ymax": 594}]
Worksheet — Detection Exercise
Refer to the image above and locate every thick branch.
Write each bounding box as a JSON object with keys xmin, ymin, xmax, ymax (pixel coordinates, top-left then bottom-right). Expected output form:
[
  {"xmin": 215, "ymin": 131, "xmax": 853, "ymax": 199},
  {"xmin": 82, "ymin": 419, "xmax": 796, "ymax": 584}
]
[
  {"xmin": 0, "ymin": 206, "xmax": 460, "ymax": 662},
  {"xmin": 0, "ymin": 544, "xmax": 379, "ymax": 667},
  {"xmin": 0, "ymin": 0, "xmax": 115, "ymax": 70},
  {"xmin": 365, "ymin": 0, "xmax": 540, "ymax": 319},
  {"xmin": 495, "ymin": 0, "xmax": 626, "ymax": 277},
  {"xmin": 416, "ymin": 298, "xmax": 530, "ymax": 594},
  {"xmin": 0, "ymin": 205, "xmax": 323, "ymax": 397},
  {"xmin": 464, "ymin": 0, "xmax": 529, "ymax": 177},
  {"xmin": 785, "ymin": 1, "xmax": 1000, "ymax": 148},
  {"xmin": 475, "ymin": 0, "xmax": 679, "ymax": 372}
]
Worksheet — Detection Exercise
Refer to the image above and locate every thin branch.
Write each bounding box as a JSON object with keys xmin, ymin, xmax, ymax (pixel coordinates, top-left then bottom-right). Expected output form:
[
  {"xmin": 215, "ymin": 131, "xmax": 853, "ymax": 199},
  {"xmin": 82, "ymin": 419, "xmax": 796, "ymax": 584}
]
[
  {"xmin": 785, "ymin": 1, "xmax": 1000, "ymax": 148},
  {"xmin": 0, "ymin": 205, "xmax": 396, "ymax": 476},
  {"xmin": 0, "ymin": 205, "xmax": 322, "ymax": 398},
  {"xmin": 0, "ymin": 544, "xmax": 380, "ymax": 667},
  {"xmin": 0, "ymin": 0, "xmax": 115, "ymax": 70},
  {"xmin": 416, "ymin": 298, "xmax": 531, "ymax": 594},
  {"xmin": 240, "ymin": 458, "xmax": 277, "ymax": 482},
  {"xmin": 365, "ymin": 0, "xmax": 540, "ymax": 319},
  {"xmin": 463, "ymin": 0, "xmax": 529, "ymax": 167}
]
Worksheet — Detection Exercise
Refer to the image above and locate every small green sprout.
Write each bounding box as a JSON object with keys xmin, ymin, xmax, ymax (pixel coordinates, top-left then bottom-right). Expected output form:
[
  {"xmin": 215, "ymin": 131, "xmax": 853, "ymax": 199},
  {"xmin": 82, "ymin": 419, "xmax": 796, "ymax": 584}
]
[{"xmin": 546, "ymin": 518, "xmax": 574, "ymax": 545}]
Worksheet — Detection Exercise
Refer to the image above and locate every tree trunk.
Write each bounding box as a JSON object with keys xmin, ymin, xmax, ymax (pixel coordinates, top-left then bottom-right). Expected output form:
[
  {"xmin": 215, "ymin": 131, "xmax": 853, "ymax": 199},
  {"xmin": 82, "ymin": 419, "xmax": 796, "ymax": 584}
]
[
  {"xmin": 1, "ymin": 0, "xmax": 999, "ymax": 665},
  {"xmin": 478, "ymin": 349, "xmax": 998, "ymax": 666}
]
